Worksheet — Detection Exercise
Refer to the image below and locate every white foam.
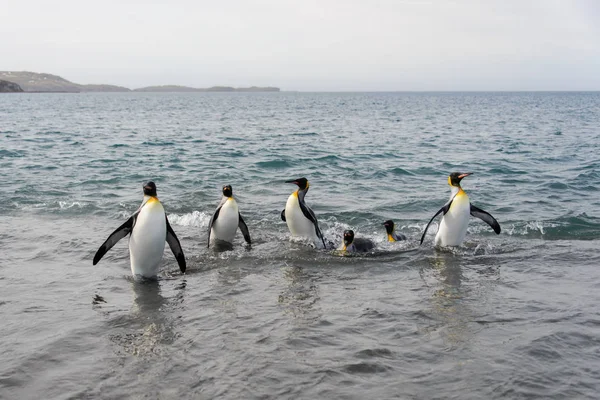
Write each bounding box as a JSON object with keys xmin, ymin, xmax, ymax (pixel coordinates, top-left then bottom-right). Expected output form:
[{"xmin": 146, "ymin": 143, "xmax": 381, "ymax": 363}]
[
  {"xmin": 167, "ymin": 211, "xmax": 211, "ymax": 228},
  {"xmin": 15, "ymin": 201, "xmax": 88, "ymax": 211},
  {"xmin": 118, "ymin": 210, "xmax": 132, "ymax": 219},
  {"xmin": 58, "ymin": 201, "xmax": 87, "ymax": 209},
  {"xmin": 525, "ymin": 220, "xmax": 546, "ymax": 235}
]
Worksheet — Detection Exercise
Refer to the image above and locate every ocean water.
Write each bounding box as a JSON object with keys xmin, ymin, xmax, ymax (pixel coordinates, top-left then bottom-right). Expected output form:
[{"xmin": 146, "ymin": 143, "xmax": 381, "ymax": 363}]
[{"xmin": 1, "ymin": 91, "xmax": 600, "ymax": 399}]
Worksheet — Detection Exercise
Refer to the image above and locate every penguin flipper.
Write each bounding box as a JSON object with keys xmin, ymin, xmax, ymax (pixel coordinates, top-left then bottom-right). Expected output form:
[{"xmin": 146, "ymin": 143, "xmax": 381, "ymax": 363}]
[
  {"xmin": 315, "ymin": 224, "xmax": 327, "ymax": 249},
  {"xmin": 393, "ymin": 232, "xmax": 408, "ymax": 241},
  {"xmin": 166, "ymin": 216, "xmax": 186, "ymax": 273},
  {"xmin": 280, "ymin": 209, "xmax": 286, "ymax": 222},
  {"xmin": 300, "ymin": 203, "xmax": 327, "ymax": 248},
  {"xmin": 470, "ymin": 204, "xmax": 501, "ymax": 234},
  {"xmin": 420, "ymin": 200, "xmax": 453, "ymax": 245},
  {"xmin": 207, "ymin": 206, "xmax": 222, "ymax": 248},
  {"xmin": 93, "ymin": 214, "xmax": 137, "ymax": 265},
  {"xmin": 238, "ymin": 213, "xmax": 251, "ymax": 244}
]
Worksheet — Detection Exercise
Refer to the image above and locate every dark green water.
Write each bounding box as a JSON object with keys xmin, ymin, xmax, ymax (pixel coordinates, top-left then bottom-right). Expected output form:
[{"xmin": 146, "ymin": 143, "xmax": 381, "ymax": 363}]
[{"xmin": 1, "ymin": 92, "xmax": 599, "ymax": 399}]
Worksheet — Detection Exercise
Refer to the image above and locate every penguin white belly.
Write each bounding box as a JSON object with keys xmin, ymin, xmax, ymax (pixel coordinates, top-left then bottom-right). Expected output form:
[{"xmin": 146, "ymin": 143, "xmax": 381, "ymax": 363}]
[
  {"xmin": 211, "ymin": 199, "xmax": 239, "ymax": 243},
  {"xmin": 435, "ymin": 193, "xmax": 471, "ymax": 247},
  {"xmin": 285, "ymin": 194, "xmax": 318, "ymax": 241},
  {"xmin": 129, "ymin": 199, "xmax": 166, "ymax": 278}
]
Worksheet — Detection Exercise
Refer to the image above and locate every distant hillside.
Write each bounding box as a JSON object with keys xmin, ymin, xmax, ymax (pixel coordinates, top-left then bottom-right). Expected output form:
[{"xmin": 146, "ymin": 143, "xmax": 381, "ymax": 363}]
[
  {"xmin": 0, "ymin": 71, "xmax": 130, "ymax": 92},
  {"xmin": 0, "ymin": 71, "xmax": 280, "ymax": 93},
  {"xmin": 0, "ymin": 79, "xmax": 24, "ymax": 92},
  {"xmin": 79, "ymin": 84, "xmax": 132, "ymax": 92},
  {"xmin": 234, "ymin": 86, "xmax": 280, "ymax": 92},
  {"xmin": 134, "ymin": 85, "xmax": 280, "ymax": 92},
  {"xmin": 133, "ymin": 85, "xmax": 205, "ymax": 92}
]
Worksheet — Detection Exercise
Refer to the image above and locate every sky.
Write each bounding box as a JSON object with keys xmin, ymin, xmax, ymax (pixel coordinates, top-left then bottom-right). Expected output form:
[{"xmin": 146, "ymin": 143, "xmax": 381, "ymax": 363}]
[{"xmin": 1, "ymin": 0, "xmax": 599, "ymax": 91}]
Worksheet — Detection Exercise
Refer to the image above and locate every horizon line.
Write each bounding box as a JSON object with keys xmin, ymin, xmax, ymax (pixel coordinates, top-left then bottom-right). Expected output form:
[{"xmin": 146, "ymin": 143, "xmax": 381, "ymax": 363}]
[{"xmin": 6, "ymin": 90, "xmax": 599, "ymax": 93}]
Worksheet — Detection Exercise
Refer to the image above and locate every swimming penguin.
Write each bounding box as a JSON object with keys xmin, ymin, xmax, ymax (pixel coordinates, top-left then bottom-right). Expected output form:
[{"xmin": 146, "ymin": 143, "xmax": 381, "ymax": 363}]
[
  {"xmin": 339, "ymin": 230, "xmax": 375, "ymax": 253},
  {"xmin": 93, "ymin": 181, "xmax": 186, "ymax": 278},
  {"xmin": 280, "ymin": 177, "xmax": 327, "ymax": 248},
  {"xmin": 420, "ymin": 172, "xmax": 501, "ymax": 247},
  {"xmin": 383, "ymin": 220, "xmax": 407, "ymax": 242},
  {"xmin": 207, "ymin": 185, "xmax": 251, "ymax": 248}
]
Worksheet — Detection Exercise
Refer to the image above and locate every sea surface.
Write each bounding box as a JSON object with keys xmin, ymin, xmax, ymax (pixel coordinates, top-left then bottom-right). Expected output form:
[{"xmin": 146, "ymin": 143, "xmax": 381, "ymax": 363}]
[{"xmin": 1, "ymin": 91, "xmax": 599, "ymax": 399}]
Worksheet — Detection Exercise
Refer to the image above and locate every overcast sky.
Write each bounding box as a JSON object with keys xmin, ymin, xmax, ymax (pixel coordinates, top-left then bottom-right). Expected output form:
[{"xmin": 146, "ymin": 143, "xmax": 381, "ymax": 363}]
[{"xmin": 2, "ymin": 0, "xmax": 599, "ymax": 91}]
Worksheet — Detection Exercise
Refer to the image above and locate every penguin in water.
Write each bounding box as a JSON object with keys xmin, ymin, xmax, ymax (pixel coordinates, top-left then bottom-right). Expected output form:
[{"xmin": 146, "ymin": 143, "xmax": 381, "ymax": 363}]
[
  {"xmin": 420, "ymin": 172, "xmax": 501, "ymax": 247},
  {"xmin": 383, "ymin": 220, "xmax": 407, "ymax": 242},
  {"xmin": 93, "ymin": 182, "xmax": 186, "ymax": 278},
  {"xmin": 207, "ymin": 184, "xmax": 251, "ymax": 249},
  {"xmin": 281, "ymin": 177, "xmax": 327, "ymax": 249},
  {"xmin": 338, "ymin": 230, "xmax": 375, "ymax": 253}
]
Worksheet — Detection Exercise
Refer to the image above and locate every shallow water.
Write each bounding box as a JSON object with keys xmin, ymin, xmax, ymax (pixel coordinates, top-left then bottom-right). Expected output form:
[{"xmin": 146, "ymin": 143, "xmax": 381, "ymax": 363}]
[{"xmin": 1, "ymin": 92, "xmax": 600, "ymax": 399}]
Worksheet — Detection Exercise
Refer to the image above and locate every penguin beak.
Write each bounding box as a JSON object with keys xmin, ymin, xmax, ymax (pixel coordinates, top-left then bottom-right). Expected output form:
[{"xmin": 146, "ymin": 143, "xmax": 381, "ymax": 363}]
[
  {"xmin": 458, "ymin": 172, "xmax": 473, "ymax": 180},
  {"xmin": 285, "ymin": 180, "xmax": 298, "ymax": 184}
]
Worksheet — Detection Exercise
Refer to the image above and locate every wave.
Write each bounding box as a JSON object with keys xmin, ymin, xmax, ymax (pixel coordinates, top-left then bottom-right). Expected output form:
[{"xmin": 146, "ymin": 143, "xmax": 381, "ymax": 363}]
[
  {"xmin": 7, "ymin": 200, "xmax": 95, "ymax": 214},
  {"xmin": 389, "ymin": 167, "xmax": 414, "ymax": 176},
  {"xmin": 167, "ymin": 211, "xmax": 211, "ymax": 228},
  {"xmin": 255, "ymin": 159, "xmax": 291, "ymax": 169},
  {"xmin": 370, "ymin": 214, "xmax": 600, "ymax": 242},
  {"xmin": 0, "ymin": 149, "xmax": 25, "ymax": 158},
  {"xmin": 24, "ymin": 164, "xmax": 59, "ymax": 170},
  {"xmin": 291, "ymin": 132, "xmax": 319, "ymax": 137},
  {"xmin": 472, "ymin": 214, "xmax": 600, "ymax": 240},
  {"xmin": 142, "ymin": 141, "xmax": 175, "ymax": 146},
  {"xmin": 116, "ymin": 210, "xmax": 211, "ymax": 227},
  {"xmin": 487, "ymin": 167, "xmax": 528, "ymax": 175},
  {"xmin": 311, "ymin": 155, "xmax": 343, "ymax": 162},
  {"xmin": 36, "ymin": 130, "xmax": 64, "ymax": 135},
  {"xmin": 58, "ymin": 201, "xmax": 88, "ymax": 210}
]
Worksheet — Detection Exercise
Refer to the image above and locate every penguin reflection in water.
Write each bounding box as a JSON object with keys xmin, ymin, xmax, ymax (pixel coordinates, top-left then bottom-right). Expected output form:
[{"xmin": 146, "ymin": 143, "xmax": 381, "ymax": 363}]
[
  {"xmin": 420, "ymin": 172, "xmax": 501, "ymax": 247},
  {"xmin": 93, "ymin": 182, "xmax": 186, "ymax": 279},
  {"xmin": 338, "ymin": 230, "xmax": 375, "ymax": 254},
  {"xmin": 207, "ymin": 185, "xmax": 251, "ymax": 250},
  {"xmin": 281, "ymin": 177, "xmax": 327, "ymax": 249}
]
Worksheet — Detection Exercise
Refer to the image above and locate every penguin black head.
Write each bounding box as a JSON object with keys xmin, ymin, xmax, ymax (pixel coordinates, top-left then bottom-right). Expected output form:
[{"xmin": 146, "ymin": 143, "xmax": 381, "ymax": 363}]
[
  {"xmin": 383, "ymin": 220, "xmax": 395, "ymax": 235},
  {"xmin": 343, "ymin": 230, "xmax": 355, "ymax": 246},
  {"xmin": 222, "ymin": 185, "xmax": 233, "ymax": 198},
  {"xmin": 448, "ymin": 172, "xmax": 472, "ymax": 187},
  {"xmin": 286, "ymin": 177, "xmax": 309, "ymax": 191},
  {"xmin": 143, "ymin": 181, "xmax": 157, "ymax": 197}
]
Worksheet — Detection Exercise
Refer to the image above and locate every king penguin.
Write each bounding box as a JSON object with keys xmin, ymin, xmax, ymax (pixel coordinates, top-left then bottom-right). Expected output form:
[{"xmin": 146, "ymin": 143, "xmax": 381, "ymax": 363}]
[
  {"xmin": 420, "ymin": 172, "xmax": 501, "ymax": 247},
  {"xmin": 93, "ymin": 181, "xmax": 186, "ymax": 278},
  {"xmin": 281, "ymin": 177, "xmax": 327, "ymax": 249},
  {"xmin": 339, "ymin": 229, "xmax": 375, "ymax": 253},
  {"xmin": 207, "ymin": 185, "xmax": 251, "ymax": 248},
  {"xmin": 383, "ymin": 220, "xmax": 407, "ymax": 242}
]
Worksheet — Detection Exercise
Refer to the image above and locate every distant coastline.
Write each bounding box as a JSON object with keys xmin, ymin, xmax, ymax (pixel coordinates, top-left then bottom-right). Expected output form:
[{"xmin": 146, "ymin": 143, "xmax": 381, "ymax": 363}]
[
  {"xmin": 0, "ymin": 71, "xmax": 280, "ymax": 93},
  {"xmin": 133, "ymin": 85, "xmax": 279, "ymax": 93}
]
